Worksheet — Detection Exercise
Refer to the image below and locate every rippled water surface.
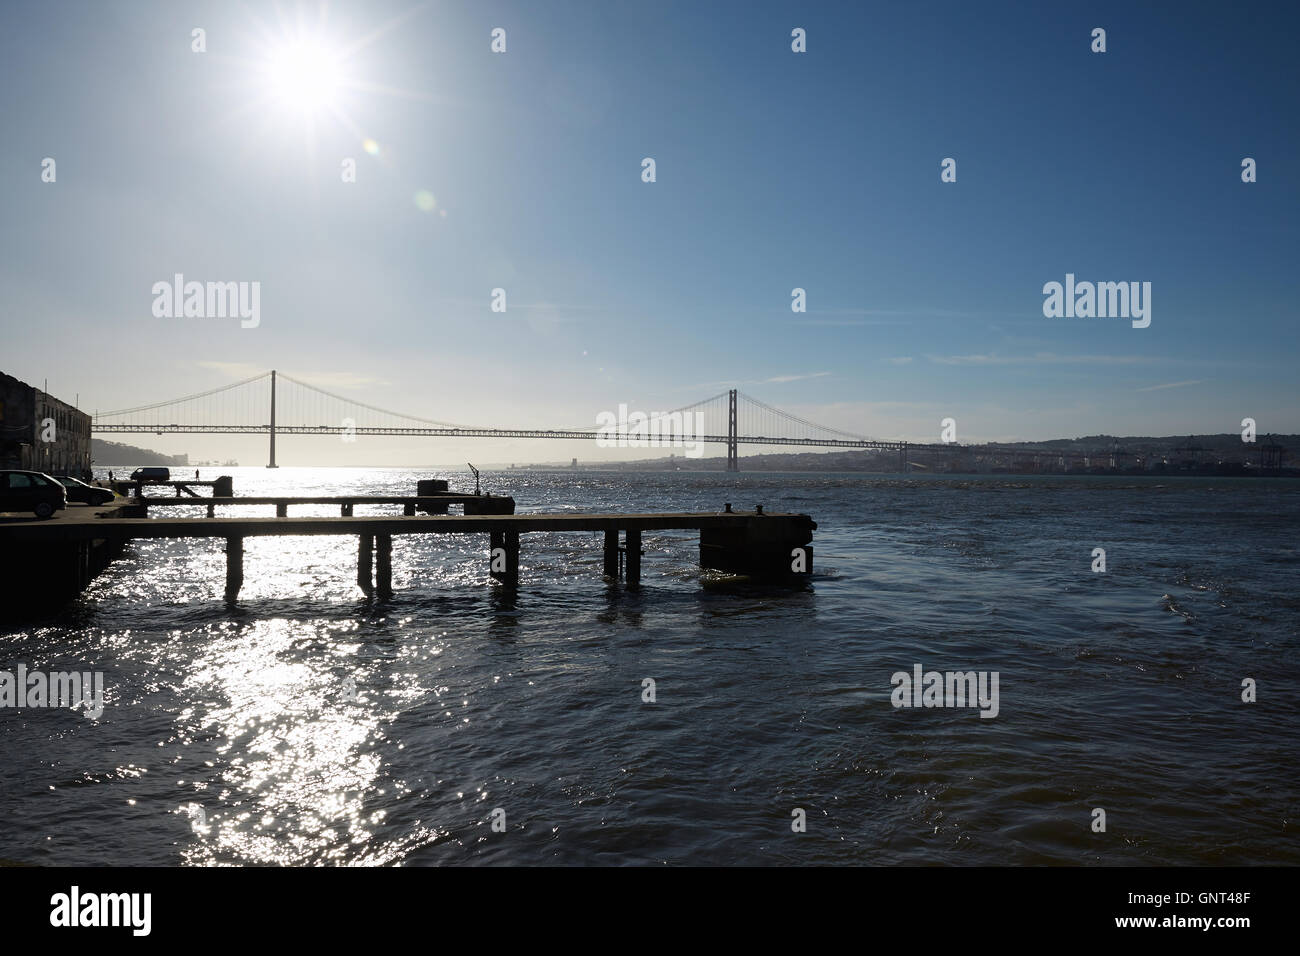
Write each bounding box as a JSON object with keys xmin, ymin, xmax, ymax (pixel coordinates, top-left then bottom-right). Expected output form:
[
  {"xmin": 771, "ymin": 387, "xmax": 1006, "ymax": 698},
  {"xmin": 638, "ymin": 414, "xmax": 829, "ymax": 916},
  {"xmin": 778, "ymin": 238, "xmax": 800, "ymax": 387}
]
[{"xmin": 2, "ymin": 468, "xmax": 1297, "ymax": 865}]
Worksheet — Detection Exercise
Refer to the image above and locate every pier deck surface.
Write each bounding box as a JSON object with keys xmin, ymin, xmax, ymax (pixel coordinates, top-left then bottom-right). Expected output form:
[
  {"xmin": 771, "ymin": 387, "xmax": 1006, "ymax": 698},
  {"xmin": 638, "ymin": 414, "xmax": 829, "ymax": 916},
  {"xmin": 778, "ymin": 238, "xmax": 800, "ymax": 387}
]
[{"xmin": 0, "ymin": 508, "xmax": 814, "ymax": 542}]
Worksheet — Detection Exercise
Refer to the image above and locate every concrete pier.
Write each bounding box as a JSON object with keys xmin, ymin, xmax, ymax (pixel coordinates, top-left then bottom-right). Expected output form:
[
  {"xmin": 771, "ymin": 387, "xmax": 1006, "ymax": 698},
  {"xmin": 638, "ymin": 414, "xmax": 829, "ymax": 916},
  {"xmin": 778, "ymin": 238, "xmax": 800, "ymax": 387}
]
[
  {"xmin": 128, "ymin": 494, "xmax": 514, "ymax": 517},
  {"xmin": 0, "ymin": 505, "xmax": 815, "ymax": 606}
]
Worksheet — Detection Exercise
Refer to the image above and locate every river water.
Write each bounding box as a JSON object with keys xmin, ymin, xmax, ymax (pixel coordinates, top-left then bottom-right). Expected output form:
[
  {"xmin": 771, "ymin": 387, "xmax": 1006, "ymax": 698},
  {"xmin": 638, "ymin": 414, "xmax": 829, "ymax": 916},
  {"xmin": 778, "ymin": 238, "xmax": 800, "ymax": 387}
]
[{"xmin": 1, "ymin": 468, "xmax": 1296, "ymax": 865}]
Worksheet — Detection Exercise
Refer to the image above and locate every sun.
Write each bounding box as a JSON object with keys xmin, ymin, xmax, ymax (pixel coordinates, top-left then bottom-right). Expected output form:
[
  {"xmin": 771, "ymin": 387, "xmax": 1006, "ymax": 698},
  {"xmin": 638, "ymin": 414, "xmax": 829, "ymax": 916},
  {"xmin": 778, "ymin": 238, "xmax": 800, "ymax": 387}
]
[{"xmin": 264, "ymin": 39, "xmax": 343, "ymax": 115}]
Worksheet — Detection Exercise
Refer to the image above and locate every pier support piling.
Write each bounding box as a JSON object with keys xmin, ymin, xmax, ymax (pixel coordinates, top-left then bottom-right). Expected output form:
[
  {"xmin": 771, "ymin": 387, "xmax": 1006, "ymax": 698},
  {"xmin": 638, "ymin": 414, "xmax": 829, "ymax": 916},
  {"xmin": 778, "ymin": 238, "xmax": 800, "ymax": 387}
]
[
  {"xmin": 224, "ymin": 537, "xmax": 244, "ymax": 601},
  {"xmin": 489, "ymin": 530, "xmax": 520, "ymax": 585},
  {"xmin": 625, "ymin": 529, "xmax": 642, "ymax": 585},
  {"xmin": 357, "ymin": 534, "xmax": 374, "ymax": 597},
  {"xmin": 375, "ymin": 534, "xmax": 392, "ymax": 599},
  {"xmin": 603, "ymin": 530, "xmax": 619, "ymax": 577}
]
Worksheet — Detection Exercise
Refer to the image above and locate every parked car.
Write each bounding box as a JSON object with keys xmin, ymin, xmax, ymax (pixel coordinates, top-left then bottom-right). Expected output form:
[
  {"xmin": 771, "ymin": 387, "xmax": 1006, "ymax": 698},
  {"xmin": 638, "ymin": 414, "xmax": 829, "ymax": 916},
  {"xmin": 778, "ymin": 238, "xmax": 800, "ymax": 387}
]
[
  {"xmin": 52, "ymin": 475, "xmax": 115, "ymax": 505},
  {"xmin": 0, "ymin": 470, "xmax": 68, "ymax": 518},
  {"xmin": 129, "ymin": 467, "xmax": 170, "ymax": 482}
]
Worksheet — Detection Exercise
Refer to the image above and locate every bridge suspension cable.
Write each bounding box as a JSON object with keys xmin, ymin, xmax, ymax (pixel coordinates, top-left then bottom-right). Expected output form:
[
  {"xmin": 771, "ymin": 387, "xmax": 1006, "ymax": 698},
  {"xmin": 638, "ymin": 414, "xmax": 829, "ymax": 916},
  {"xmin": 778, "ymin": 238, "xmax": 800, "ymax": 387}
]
[{"xmin": 91, "ymin": 373, "xmax": 908, "ymax": 471}]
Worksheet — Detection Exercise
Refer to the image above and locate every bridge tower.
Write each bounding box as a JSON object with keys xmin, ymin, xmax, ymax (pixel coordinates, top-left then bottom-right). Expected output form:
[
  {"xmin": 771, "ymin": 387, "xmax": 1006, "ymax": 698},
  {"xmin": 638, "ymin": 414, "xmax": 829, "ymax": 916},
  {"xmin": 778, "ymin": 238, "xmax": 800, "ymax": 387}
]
[
  {"xmin": 726, "ymin": 389, "xmax": 738, "ymax": 472},
  {"xmin": 267, "ymin": 369, "xmax": 278, "ymax": 469}
]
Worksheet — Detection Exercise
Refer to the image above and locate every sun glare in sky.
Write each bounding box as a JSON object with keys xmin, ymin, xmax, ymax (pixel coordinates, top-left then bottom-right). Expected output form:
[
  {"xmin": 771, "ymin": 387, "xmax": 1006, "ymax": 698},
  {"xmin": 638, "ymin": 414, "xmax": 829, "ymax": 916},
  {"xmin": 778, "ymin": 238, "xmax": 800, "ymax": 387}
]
[{"xmin": 264, "ymin": 39, "xmax": 343, "ymax": 115}]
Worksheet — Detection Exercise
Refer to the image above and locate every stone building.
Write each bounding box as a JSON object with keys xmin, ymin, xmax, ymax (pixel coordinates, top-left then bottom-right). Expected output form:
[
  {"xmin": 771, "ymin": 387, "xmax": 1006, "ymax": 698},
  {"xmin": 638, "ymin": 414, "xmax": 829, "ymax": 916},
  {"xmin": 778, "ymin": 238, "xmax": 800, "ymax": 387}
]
[{"xmin": 0, "ymin": 371, "xmax": 92, "ymax": 477}]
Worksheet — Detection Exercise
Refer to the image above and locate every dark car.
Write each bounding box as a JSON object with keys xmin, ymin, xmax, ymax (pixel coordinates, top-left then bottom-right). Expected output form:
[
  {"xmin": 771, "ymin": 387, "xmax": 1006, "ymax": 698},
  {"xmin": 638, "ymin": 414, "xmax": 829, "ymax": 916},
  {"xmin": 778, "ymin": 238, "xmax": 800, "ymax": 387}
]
[
  {"xmin": 129, "ymin": 467, "xmax": 170, "ymax": 483},
  {"xmin": 53, "ymin": 475, "xmax": 115, "ymax": 506},
  {"xmin": 0, "ymin": 470, "xmax": 68, "ymax": 518}
]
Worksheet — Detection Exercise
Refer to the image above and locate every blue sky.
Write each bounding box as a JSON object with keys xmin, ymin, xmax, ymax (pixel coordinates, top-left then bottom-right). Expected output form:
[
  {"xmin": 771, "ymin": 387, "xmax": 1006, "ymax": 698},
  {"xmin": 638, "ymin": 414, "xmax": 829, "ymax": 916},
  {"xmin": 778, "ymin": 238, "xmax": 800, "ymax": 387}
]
[{"xmin": 1, "ymin": 0, "xmax": 1296, "ymax": 465}]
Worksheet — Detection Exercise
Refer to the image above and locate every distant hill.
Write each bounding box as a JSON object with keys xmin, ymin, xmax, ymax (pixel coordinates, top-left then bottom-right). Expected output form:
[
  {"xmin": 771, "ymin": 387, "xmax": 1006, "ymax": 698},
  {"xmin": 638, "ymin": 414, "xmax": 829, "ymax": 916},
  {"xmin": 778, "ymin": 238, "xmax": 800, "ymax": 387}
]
[
  {"xmin": 514, "ymin": 433, "xmax": 1299, "ymax": 474},
  {"xmin": 92, "ymin": 438, "xmax": 188, "ymax": 467}
]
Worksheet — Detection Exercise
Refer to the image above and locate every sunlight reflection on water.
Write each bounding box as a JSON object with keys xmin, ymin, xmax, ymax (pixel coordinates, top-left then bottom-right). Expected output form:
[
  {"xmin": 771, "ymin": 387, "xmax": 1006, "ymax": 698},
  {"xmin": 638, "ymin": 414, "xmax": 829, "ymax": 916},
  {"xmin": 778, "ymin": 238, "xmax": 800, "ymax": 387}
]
[{"xmin": 1, "ymin": 470, "xmax": 1298, "ymax": 865}]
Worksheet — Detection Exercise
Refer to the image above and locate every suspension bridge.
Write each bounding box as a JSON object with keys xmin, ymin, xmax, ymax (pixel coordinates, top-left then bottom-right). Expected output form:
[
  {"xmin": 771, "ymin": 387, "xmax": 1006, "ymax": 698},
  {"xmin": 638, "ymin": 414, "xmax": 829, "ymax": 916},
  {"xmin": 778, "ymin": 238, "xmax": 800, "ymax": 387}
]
[
  {"xmin": 91, "ymin": 369, "xmax": 1245, "ymax": 473},
  {"xmin": 91, "ymin": 370, "xmax": 913, "ymax": 471}
]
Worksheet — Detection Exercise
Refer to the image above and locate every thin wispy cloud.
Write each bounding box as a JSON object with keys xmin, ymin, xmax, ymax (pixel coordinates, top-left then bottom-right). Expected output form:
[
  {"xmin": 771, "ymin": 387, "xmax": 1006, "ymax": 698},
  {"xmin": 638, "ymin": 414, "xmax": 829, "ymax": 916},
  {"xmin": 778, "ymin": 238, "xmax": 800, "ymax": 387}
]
[
  {"xmin": 678, "ymin": 372, "xmax": 832, "ymax": 391},
  {"xmin": 1135, "ymin": 379, "xmax": 1205, "ymax": 392},
  {"xmin": 758, "ymin": 371, "xmax": 831, "ymax": 384},
  {"xmin": 927, "ymin": 352, "xmax": 1152, "ymax": 367}
]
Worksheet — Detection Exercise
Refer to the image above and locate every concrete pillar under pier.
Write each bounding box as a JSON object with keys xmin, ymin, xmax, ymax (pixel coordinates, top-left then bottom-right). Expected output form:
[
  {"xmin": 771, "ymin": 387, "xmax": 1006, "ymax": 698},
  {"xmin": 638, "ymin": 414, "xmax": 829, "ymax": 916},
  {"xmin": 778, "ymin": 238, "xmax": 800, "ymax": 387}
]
[
  {"xmin": 603, "ymin": 529, "xmax": 619, "ymax": 577},
  {"xmin": 224, "ymin": 537, "xmax": 243, "ymax": 602},
  {"xmin": 504, "ymin": 530, "xmax": 519, "ymax": 585},
  {"xmin": 625, "ymin": 529, "xmax": 642, "ymax": 585},
  {"xmin": 699, "ymin": 513, "xmax": 816, "ymax": 580},
  {"xmin": 375, "ymin": 534, "xmax": 392, "ymax": 599},
  {"xmin": 489, "ymin": 529, "xmax": 520, "ymax": 585},
  {"xmin": 357, "ymin": 534, "xmax": 374, "ymax": 597}
]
